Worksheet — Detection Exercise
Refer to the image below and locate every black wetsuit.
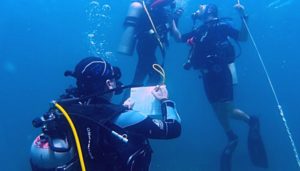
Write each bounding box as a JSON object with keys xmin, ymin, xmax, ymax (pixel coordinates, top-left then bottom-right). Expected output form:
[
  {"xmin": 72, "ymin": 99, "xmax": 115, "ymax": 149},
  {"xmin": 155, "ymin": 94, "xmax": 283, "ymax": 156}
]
[
  {"xmin": 64, "ymin": 98, "xmax": 181, "ymax": 171},
  {"xmin": 133, "ymin": 3, "xmax": 174, "ymax": 86},
  {"xmin": 182, "ymin": 19, "xmax": 239, "ymax": 103}
]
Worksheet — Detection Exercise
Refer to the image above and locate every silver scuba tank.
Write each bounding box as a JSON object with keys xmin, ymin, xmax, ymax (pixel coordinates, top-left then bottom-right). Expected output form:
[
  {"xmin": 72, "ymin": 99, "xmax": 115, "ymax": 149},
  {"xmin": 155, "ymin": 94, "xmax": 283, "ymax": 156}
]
[
  {"xmin": 118, "ymin": 1, "xmax": 144, "ymax": 56},
  {"xmin": 30, "ymin": 134, "xmax": 76, "ymax": 171}
]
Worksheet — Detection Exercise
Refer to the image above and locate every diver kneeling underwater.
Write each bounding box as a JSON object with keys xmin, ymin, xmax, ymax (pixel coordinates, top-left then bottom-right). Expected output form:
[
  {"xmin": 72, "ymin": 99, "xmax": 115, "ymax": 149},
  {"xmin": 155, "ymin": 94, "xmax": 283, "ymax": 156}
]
[
  {"xmin": 180, "ymin": 3, "xmax": 268, "ymax": 171},
  {"xmin": 30, "ymin": 57, "xmax": 182, "ymax": 171}
]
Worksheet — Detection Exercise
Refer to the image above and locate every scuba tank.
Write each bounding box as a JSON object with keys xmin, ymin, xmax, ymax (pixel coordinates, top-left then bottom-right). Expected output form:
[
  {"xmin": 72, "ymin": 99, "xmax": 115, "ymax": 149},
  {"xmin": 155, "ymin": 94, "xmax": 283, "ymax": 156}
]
[
  {"xmin": 30, "ymin": 135, "xmax": 76, "ymax": 171},
  {"xmin": 30, "ymin": 109, "xmax": 78, "ymax": 171},
  {"xmin": 118, "ymin": 1, "xmax": 144, "ymax": 56}
]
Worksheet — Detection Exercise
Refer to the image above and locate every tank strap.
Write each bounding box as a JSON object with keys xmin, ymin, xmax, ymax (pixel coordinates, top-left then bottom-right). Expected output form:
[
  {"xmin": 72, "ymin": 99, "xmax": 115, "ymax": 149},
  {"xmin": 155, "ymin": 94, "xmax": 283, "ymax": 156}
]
[{"xmin": 124, "ymin": 16, "xmax": 140, "ymax": 27}]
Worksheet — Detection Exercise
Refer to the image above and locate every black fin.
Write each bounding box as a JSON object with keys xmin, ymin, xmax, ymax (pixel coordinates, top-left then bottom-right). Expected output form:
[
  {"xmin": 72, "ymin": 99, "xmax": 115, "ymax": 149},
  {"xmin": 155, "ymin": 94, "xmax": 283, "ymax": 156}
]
[
  {"xmin": 220, "ymin": 139, "xmax": 238, "ymax": 171},
  {"xmin": 248, "ymin": 116, "xmax": 269, "ymax": 168}
]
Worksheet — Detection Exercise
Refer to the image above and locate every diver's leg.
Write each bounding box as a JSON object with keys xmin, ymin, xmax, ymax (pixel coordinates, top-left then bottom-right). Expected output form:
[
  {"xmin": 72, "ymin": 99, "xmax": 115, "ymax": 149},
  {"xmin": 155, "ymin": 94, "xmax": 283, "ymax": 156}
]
[
  {"xmin": 230, "ymin": 108, "xmax": 250, "ymax": 123},
  {"xmin": 212, "ymin": 102, "xmax": 238, "ymax": 171},
  {"xmin": 227, "ymin": 63, "xmax": 250, "ymax": 124},
  {"xmin": 212, "ymin": 102, "xmax": 233, "ymax": 133},
  {"xmin": 121, "ymin": 39, "xmax": 152, "ymax": 102},
  {"xmin": 203, "ymin": 67, "xmax": 239, "ymax": 170},
  {"xmin": 203, "ymin": 65, "xmax": 236, "ymax": 136},
  {"xmin": 132, "ymin": 37, "xmax": 157, "ymax": 85},
  {"xmin": 132, "ymin": 57, "xmax": 151, "ymax": 85},
  {"xmin": 132, "ymin": 54, "xmax": 150, "ymax": 85},
  {"xmin": 147, "ymin": 55, "xmax": 161, "ymax": 85},
  {"xmin": 121, "ymin": 46, "xmax": 149, "ymax": 102},
  {"xmin": 143, "ymin": 38, "xmax": 160, "ymax": 86}
]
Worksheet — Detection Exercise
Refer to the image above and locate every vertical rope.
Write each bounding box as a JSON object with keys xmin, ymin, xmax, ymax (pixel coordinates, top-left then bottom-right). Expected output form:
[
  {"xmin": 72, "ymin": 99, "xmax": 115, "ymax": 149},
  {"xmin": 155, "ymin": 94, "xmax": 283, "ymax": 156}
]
[{"xmin": 238, "ymin": 1, "xmax": 300, "ymax": 167}]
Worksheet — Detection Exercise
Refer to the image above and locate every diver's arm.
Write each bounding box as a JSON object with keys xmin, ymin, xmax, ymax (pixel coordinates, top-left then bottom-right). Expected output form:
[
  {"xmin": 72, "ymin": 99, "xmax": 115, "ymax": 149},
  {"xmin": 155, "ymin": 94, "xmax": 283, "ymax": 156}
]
[
  {"xmin": 171, "ymin": 20, "xmax": 182, "ymax": 42},
  {"xmin": 234, "ymin": 3, "xmax": 248, "ymax": 41},
  {"xmin": 144, "ymin": 99, "xmax": 181, "ymax": 139},
  {"xmin": 180, "ymin": 30, "xmax": 196, "ymax": 42},
  {"xmin": 170, "ymin": 7, "xmax": 184, "ymax": 41},
  {"xmin": 238, "ymin": 16, "xmax": 248, "ymax": 41},
  {"xmin": 145, "ymin": 85, "xmax": 181, "ymax": 138},
  {"xmin": 117, "ymin": 100, "xmax": 181, "ymax": 139},
  {"xmin": 114, "ymin": 86, "xmax": 181, "ymax": 139}
]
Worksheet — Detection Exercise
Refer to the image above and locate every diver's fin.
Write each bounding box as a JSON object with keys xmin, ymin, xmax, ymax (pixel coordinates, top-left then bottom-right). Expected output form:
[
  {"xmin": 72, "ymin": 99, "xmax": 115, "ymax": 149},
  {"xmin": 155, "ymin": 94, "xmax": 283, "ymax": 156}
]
[
  {"xmin": 248, "ymin": 116, "xmax": 268, "ymax": 168},
  {"xmin": 220, "ymin": 138, "xmax": 238, "ymax": 171}
]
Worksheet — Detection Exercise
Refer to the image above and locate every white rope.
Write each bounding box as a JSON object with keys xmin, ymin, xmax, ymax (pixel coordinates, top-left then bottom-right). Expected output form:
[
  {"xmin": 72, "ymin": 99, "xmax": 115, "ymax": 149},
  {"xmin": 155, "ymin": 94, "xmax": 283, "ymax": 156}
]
[{"xmin": 241, "ymin": 11, "xmax": 300, "ymax": 168}]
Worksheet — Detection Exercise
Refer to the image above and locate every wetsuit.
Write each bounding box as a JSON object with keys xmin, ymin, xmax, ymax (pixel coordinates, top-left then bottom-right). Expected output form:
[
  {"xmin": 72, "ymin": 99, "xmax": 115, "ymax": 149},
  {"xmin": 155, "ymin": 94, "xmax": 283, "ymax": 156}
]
[
  {"xmin": 182, "ymin": 19, "xmax": 239, "ymax": 103},
  {"xmin": 64, "ymin": 97, "xmax": 181, "ymax": 171},
  {"xmin": 133, "ymin": 0, "xmax": 175, "ymax": 86}
]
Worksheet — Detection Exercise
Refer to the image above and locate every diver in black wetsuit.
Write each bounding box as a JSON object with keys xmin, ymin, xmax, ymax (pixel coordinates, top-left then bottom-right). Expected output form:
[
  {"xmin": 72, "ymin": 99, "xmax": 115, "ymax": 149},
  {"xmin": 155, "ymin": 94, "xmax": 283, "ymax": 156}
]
[
  {"xmin": 181, "ymin": 3, "xmax": 268, "ymax": 171},
  {"xmin": 119, "ymin": 0, "xmax": 181, "ymax": 86},
  {"xmin": 30, "ymin": 57, "xmax": 181, "ymax": 171}
]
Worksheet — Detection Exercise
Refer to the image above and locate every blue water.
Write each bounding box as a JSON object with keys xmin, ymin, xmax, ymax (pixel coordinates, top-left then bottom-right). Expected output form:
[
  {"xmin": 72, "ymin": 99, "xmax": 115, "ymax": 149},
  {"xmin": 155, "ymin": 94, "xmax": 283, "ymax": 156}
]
[{"xmin": 0, "ymin": 0, "xmax": 299, "ymax": 170}]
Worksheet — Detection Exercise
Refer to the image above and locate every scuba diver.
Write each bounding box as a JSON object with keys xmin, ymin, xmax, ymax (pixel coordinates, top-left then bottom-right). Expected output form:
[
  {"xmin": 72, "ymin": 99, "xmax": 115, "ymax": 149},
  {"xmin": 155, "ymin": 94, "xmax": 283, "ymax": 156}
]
[
  {"xmin": 30, "ymin": 57, "xmax": 182, "ymax": 171},
  {"xmin": 118, "ymin": 0, "xmax": 182, "ymax": 86},
  {"xmin": 181, "ymin": 3, "xmax": 268, "ymax": 171}
]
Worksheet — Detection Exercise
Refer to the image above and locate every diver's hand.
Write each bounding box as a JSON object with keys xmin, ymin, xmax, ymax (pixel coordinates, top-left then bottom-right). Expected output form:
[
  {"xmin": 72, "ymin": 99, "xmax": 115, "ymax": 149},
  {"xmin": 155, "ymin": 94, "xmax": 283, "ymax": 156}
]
[
  {"xmin": 152, "ymin": 85, "xmax": 168, "ymax": 101},
  {"xmin": 234, "ymin": 3, "xmax": 246, "ymax": 17},
  {"xmin": 174, "ymin": 7, "xmax": 184, "ymax": 19},
  {"xmin": 123, "ymin": 98, "xmax": 135, "ymax": 110}
]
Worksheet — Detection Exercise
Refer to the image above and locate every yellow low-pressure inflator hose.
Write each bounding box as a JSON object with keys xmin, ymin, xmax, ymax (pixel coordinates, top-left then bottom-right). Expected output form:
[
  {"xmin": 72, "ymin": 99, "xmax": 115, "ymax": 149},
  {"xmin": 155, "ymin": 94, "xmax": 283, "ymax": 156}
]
[
  {"xmin": 54, "ymin": 102, "xmax": 86, "ymax": 171},
  {"xmin": 152, "ymin": 64, "xmax": 165, "ymax": 85}
]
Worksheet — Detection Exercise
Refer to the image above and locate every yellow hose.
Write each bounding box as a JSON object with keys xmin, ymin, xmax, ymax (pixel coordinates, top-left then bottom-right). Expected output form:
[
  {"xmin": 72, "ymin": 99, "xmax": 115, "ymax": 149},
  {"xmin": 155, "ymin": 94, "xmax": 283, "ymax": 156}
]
[{"xmin": 54, "ymin": 103, "xmax": 86, "ymax": 171}]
